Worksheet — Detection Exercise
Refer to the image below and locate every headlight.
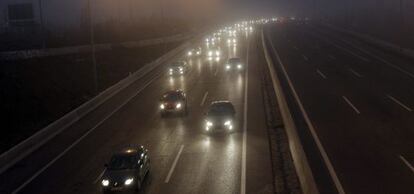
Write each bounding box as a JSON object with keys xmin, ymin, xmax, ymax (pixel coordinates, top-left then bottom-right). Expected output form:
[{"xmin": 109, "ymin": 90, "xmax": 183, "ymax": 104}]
[
  {"xmin": 206, "ymin": 121, "xmax": 213, "ymax": 126},
  {"xmin": 176, "ymin": 103, "xmax": 182, "ymax": 109},
  {"xmin": 188, "ymin": 51, "xmax": 192, "ymax": 56},
  {"xmin": 224, "ymin": 120, "xmax": 232, "ymax": 126},
  {"xmin": 196, "ymin": 51, "xmax": 201, "ymax": 55},
  {"xmin": 160, "ymin": 104, "xmax": 165, "ymax": 109},
  {"xmin": 237, "ymin": 64, "xmax": 242, "ymax": 69},
  {"xmin": 216, "ymin": 51, "xmax": 220, "ymax": 56},
  {"xmin": 102, "ymin": 179, "xmax": 109, "ymax": 187},
  {"xmin": 179, "ymin": 67, "xmax": 183, "ymax": 71},
  {"xmin": 169, "ymin": 68, "xmax": 173, "ymax": 72},
  {"xmin": 124, "ymin": 178, "xmax": 134, "ymax": 185},
  {"xmin": 226, "ymin": 65, "xmax": 231, "ymax": 69},
  {"xmin": 208, "ymin": 51, "xmax": 213, "ymax": 56}
]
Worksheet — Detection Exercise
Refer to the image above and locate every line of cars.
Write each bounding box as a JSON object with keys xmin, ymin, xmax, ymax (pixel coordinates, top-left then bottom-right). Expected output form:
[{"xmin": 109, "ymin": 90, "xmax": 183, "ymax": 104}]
[{"xmin": 99, "ymin": 19, "xmax": 270, "ymax": 193}]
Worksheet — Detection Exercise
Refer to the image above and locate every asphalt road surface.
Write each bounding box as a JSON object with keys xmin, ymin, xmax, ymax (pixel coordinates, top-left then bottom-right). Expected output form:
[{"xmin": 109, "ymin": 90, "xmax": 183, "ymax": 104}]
[
  {"xmin": 0, "ymin": 29, "xmax": 274, "ymax": 194},
  {"xmin": 265, "ymin": 22, "xmax": 414, "ymax": 194}
]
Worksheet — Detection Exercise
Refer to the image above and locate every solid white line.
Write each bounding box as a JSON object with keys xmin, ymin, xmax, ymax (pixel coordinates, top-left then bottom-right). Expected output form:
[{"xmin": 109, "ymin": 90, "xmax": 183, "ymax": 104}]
[
  {"xmin": 387, "ymin": 95, "xmax": 412, "ymax": 112},
  {"xmin": 164, "ymin": 145, "xmax": 184, "ymax": 183},
  {"xmin": 241, "ymin": 30, "xmax": 250, "ymax": 194},
  {"xmin": 324, "ymin": 38, "xmax": 370, "ymax": 62},
  {"xmin": 214, "ymin": 67, "xmax": 219, "ymax": 76},
  {"xmin": 94, "ymin": 169, "xmax": 106, "ymax": 184},
  {"xmin": 200, "ymin": 91, "xmax": 209, "ymax": 106},
  {"xmin": 349, "ymin": 69, "xmax": 363, "ymax": 78},
  {"xmin": 12, "ymin": 73, "xmax": 161, "ymax": 194},
  {"xmin": 358, "ymin": 47, "xmax": 414, "ymax": 79},
  {"xmin": 316, "ymin": 69, "xmax": 327, "ymax": 79},
  {"xmin": 302, "ymin": 55, "xmax": 309, "ymax": 61},
  {"xmin": 268, "ymin": 38, "xmax": 346, "ymax": 194},
  {"xmin": 400, "ymin": 155, "xmax": 414, "ymax": 174},
  {"xmin": 342, "ymin": 96, "xmax": 361, "ymax": 114}
]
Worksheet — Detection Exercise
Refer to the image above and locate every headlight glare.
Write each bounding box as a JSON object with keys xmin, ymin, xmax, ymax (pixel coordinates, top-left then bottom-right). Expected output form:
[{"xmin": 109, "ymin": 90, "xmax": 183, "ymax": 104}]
[
  {"xmin": 160, "ymin": 104, "xmax": 165, "ymax": 109},
  {"xmin": 176, "ymin": 103, "xmax": 182, "ymax": 109},
  {"xmin": 124, "ymin": 178, "xmax": 134, "ymax": 185},
  {"xmin": 102, "ymin": 179, "xmax": 109, "ymax": 187}
]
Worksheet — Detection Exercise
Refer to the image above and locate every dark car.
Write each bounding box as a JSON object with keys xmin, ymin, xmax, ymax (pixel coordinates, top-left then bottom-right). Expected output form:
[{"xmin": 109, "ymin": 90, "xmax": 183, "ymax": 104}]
[
  {"xmin": 204, "ymin": 101, "xmax": 236, "ymax": 132},
  {"xmin": 168, "ymin": 61, "xmax": 188, "ymax": 76},
  {"xmin": 101, "ymin": 146, "xmax": 150, "ymax": 193},
  {"xmin": 187, "ymin": 47, "xmax": 202, "ymax": 57},
  {"xmin": 159, "ymin": 90, "xmax": 188, "ymax": 116},
  {"xmin": 225, "ymin": 57, "xmax": 243, "ymax": 71}
]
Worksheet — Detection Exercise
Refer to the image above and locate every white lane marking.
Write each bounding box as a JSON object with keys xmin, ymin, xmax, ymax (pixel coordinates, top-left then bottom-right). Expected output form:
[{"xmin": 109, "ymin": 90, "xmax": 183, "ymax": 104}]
[
  {"xmin": 268, "ymin": 38, "xmax": 346, "ymax": 194},
  {"xmin": 164, "ymin": 145, "xmax": 184, "ymax": 183},
  {"xmin": 302, "ymin": 55, "xmax": 309, "ymax": 61},
  {"xmin": 387, "ymin": 95, "xmax": 413, "ymax": 112},
  {"xmin": 241, "ymin": 30, "xmax": 250, "ymax": 194},
  {"xmin": 329, "ymin": 55, "xmax": 336, "ymax": 60},
  {"xmin": 342, "ymin": 96, "xmax": 361, "ymax": 114},
  {"xmin": 400, "ymin": 155, "xmax": 414, "ymax": 174},
  {"xmin": 94, "ymin": 169, "xmax": 106, "ymax": 184},
  {"xmin": 354, "ymin": 46, "xmax": 414, "ymax": 79},
  {"xmin": 316, "ymin": 69, "xmax": 327, "ymax": 79},
  {"xmin": 349, "ymin": 69, "xmax": 363, "ymax": 78},
  {"xmin": 200, "ymin": 91, "xmax": 209, "ymax": 106},
  {"xmin": 324, "ymin": 38, "xmax": 370, "ymax": 62},
  {"xmin": 12, "ymin": 73, "xmax": 162, "ymax": 194}
]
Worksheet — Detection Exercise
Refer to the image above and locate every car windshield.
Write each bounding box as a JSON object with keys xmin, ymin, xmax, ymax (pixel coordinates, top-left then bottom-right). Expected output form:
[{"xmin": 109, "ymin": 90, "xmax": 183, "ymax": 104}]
[
  {"xmin": 207, "ymin": 103, "xmax": 234, "ymax": 116},
  {"xmin": 171, "ymin": 62, "xmax": 184, "ymax": 67},
  {"xmin": 162, "ymin": 93, "xmax": 181, "ymax": 101},
  {"xmin": 108, "ymin": 154, "xmax": 136, "ymax": 170},
  {"xmin": 229, "ymin": 58, "xmax": 241, "ymax": 64}
]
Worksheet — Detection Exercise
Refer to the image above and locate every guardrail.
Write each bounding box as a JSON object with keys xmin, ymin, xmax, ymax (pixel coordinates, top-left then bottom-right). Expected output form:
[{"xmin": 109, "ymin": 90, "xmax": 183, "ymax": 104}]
[
  {"xmin": 0, "ymin": 33, "xmax": 190, "ymax": 60},
  {"xmin": 0, "ymin": 36, "xmax": 193, "ymax": 174},
  {"xmin": 261, "ymin": 29, "xmax": 319, "ymax": 194}
]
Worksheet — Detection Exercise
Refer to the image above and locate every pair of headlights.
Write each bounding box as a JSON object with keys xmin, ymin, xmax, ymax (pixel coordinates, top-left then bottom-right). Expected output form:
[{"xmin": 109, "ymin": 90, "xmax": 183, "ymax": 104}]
[
  {"xmin": 102, "ymin": 178, "xmax": 134, "ymax": 187},
  {"xmin": 226, "ymin": 64, "xmax": 242, "ymax": 70},
  {"xmin": 160, "ymin": 103, "xmax": 182, "ymax": 110},
  {"xmin": 205, "ymin": 120, "xmax": 233, "ymax": 131}
]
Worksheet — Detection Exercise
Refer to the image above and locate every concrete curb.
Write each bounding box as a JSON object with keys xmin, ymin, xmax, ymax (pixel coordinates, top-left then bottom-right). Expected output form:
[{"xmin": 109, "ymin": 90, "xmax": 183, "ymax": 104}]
[
  {"xmin": 0, "ymin": 33, "xmax": 190, "ymax": 60},
  {"xmin": 261, "ymin": 29, "xmax": 319, "ymax": 194},
  {"xmin": 0, "ymin": 37, "xmax": 192, "ymax": 175}
]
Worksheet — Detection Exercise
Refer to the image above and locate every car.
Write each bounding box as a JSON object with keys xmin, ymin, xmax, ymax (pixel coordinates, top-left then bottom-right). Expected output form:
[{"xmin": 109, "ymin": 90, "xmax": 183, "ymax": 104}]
[
  {"xmin": 204, "ymin": 101, "xmax": 236, "ymax": 132},
  {"xmin": 187, "ymin": 47, "xmax": 202, "ymax": 57},
  {"xmin": 206, "ymin": 47, "xmax": 221, "ymax": 57},
  {"xmin": 101, "ymin": 146, "xmax": 150, "ymax": 193},
  {"xmin": 225, "ymin": 57, "xmax": 243, "ymax": 71},
  {"xmin": 168, "ymin": 61, "xmax": 188, "ymax": 76},
  {"xmin": 159, "ymin": 90, "xmax": 188, "ymax": 116}
]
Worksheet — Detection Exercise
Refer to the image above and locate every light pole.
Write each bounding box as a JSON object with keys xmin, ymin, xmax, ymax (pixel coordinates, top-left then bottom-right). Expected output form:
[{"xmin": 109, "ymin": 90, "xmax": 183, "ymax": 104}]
[{"xmin": 87, "ymin": 0, "xmax": 98, "ymax": 94}]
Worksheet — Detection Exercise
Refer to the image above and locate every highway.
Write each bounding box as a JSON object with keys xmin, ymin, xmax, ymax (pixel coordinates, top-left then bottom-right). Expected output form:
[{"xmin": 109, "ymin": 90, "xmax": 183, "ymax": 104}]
[
  {"xmin": 0, "ymin": 28, "xmax": 274, "ymax": 193},
  {"xmin": 264, "ymin": 22, "xmax": 414, "ymax": 194}
]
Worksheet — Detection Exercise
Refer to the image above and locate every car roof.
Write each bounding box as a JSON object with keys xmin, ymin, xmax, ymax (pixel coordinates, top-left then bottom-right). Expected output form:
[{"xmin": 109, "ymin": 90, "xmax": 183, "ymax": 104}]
[{"xmin": 171, "ymin": 61, "xmax": 186, "ymax": 66}]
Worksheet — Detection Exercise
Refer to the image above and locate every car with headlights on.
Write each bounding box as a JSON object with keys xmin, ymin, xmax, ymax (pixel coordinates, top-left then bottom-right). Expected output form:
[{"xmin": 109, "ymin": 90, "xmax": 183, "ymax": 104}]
[
  {"xmin": 187, "ymin": 47, "xmax": 202, "ymax": 57},
  {"xmin": 101, "ymin": 146, "xmax": 150, "ymax": 193},
  {"xmin": 168, "ymin": 61, "xmax": 188, "ymax": 76},
  {"xmin": 159, "ymin": 90, "xmax": 188, "ymax": 116},
  {"xmin": 204, "ymin": 101, "xmax": 236, "ymax": 132},
  {"xmin": 225, "ymin": 57, "xmax": 243, "ymax": 71}
]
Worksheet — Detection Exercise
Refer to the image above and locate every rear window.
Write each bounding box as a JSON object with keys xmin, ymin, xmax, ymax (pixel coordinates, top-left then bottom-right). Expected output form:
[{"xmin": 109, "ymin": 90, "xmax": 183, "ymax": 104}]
[{"xmin": 171, "ymin": 62, "xmax": 185, "ymax": 67}]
